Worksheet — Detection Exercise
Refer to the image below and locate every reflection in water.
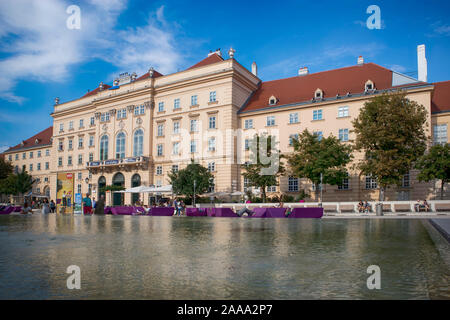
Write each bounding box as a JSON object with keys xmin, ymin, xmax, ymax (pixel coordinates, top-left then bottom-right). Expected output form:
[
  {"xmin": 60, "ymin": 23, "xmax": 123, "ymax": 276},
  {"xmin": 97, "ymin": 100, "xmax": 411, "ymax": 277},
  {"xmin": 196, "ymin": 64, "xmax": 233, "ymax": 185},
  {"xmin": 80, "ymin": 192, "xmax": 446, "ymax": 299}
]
[{"xmin": 0, "ymin": 215, "xmax": 448, "ymax": 299}]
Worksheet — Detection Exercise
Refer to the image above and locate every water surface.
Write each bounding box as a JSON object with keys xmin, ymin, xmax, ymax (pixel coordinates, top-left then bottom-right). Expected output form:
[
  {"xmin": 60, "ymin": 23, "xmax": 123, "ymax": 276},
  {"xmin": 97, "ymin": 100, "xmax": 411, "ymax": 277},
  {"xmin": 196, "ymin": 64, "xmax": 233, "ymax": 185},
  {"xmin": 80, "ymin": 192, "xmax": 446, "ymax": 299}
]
[{"xmin": 0, "ymin": 214, "xmax": 448, "ymax": 299}]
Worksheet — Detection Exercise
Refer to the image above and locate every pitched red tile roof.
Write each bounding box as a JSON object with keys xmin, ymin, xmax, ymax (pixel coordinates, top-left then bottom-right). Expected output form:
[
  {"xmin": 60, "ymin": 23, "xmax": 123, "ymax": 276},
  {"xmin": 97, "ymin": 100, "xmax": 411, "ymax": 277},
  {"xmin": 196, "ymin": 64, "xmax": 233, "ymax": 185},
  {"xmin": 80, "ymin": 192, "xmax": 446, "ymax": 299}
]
[
  {"xmin": 4, "ymin": 126, "xmax": 53, "ymax": 153},
  {"xmin": 81, "ymin": 84, "xmax": 112, "ymax": 98},
  {"xmin": 187, "ymin": 53, "xmax": 224, "ymax": 70},
  {"xmin": 431, "ymin": 81, "xmax": 450, "ymax": 113},
  {"xmin": 135, "ymin": 70, "xmax": 164, "ymax": 81},
  {"xmin": 240, "ymin": 63, "xmax": 423, "ymax": 113}
]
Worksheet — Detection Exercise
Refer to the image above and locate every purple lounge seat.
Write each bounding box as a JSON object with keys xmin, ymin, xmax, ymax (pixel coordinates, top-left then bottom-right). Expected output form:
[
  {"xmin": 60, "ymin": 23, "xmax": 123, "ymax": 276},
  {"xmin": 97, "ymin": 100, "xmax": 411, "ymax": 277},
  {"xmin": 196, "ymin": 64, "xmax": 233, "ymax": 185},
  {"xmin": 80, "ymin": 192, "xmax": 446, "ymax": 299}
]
[
  {"xmin": 289, "ymin": 207, "xmax": 323, "ymax": 218},
  {"xmin": 186, "ymin": 208, "xmax": 208, "ymax": 216},
  {"xmin": 134, "ymin": 207, "xmax": 146, "ymax": 214},
  {"xmin": 111, "ymin": 206, "xmax": 134, "ymax": 215},
  {"xmin": 267, "ymin": 208, "xmax": 287, "ymax": 218},
  {"xmin": 0, "ymin": 207, "xmax": 14, "ymax": 214},
  {"xmin": 104, "ymin": 207, "xmax": 113, "ymax": 214},
  {"xmin": 251, "ymin": 208, "xmax": 267, "ymax": 218},
  {"xmin": 208, "ymin": 208, "xmax": 238, "ymax": 218},
  {"xmin": 149, "ymin": 207, "xmax": 174, "ymax": 216},
  {"xmin": 13, "ymin": 206, "xmax": 22, "ymax": 212}
]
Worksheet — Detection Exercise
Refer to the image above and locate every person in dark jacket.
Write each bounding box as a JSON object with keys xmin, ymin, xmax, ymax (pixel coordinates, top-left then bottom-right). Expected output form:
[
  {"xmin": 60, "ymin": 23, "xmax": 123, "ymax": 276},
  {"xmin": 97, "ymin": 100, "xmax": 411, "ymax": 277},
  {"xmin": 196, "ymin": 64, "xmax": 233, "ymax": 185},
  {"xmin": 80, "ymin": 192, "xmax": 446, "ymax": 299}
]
[{"xmin": 94, "ymin": 195, "xmax": 105, "ymax": 214}]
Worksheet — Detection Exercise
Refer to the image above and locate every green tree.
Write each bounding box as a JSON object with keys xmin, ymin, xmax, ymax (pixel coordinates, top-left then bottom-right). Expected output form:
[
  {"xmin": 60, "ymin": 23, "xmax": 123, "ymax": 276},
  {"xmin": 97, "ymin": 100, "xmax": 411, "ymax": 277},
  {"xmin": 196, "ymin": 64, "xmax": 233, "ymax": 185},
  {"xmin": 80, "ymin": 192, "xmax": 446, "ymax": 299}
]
[
  {"xmin": 352, "ymin": 92, "xmax": 428, "ymax": 201},
  {"xmin": 0, "ymin": 165, "xmax": 35, "ymax": 197},
  {"xmin": 287, "ymin": 129, "xmax": 352, "ymax": 201},
  {"xmin": 0, "ymin": 157, "xmax": 13, "ymax": 181},
  {"xmin": 168, "ymin": 160, "xmax": 213, "ymax": 202},
  {"xmin": 415, "ymin": 143, "xmax": 450, "ymax": 200},
  {"xmin": 242, "ymin": 133, "xmax": 284, "ymax": 203}
]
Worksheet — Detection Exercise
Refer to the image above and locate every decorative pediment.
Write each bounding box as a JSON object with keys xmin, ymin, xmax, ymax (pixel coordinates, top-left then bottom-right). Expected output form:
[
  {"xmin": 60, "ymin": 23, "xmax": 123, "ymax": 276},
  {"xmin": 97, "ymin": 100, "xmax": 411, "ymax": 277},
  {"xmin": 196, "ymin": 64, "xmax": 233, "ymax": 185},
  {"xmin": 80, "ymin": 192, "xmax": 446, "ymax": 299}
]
[
  {"xmin": 314, "ymin": 88, "xmax": 323, "ymax": 99},
  {"xmin": 268, "ymin": 95, "xmax": 278, "ymax": 105}
]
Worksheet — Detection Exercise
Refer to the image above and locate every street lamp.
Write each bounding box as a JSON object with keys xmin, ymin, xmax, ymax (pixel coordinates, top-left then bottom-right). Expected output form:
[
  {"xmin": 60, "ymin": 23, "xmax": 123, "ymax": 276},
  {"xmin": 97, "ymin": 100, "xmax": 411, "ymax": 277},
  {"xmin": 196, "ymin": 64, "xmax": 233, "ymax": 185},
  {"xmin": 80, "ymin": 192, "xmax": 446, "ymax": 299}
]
[{"xmin": 193, "ymin": 179, "xmax": 197, "ymax": 207}]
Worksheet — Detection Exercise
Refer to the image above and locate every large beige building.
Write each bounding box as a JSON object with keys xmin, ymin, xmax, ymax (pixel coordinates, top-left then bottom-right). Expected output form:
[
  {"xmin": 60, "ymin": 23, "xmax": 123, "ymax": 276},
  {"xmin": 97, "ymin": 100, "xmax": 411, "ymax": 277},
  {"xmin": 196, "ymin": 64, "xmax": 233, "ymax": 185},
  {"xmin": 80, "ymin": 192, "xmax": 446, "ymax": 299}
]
[{"xmin": 2, "ymin": 48, "xmax": 450, "ymax": 204}]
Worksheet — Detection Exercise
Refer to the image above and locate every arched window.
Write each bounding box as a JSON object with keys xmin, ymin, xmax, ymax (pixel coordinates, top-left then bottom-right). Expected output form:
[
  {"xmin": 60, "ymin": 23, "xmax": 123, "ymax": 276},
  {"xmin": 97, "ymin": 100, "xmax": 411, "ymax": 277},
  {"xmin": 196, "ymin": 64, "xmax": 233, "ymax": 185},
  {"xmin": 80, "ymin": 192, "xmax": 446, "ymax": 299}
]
[
  {"xmin": 133, "ymin": 129, "xmax": 144, "ymax": 157},
  {"xmin": 98, "ymin": 176, "xmax": 106, "ymax": 196},
  {"xmin": 116, "ymin": 132, "xmax": 126, "ymax": 159},
  {"xmin": 112, "ymin": 172, "xmax": 125, "ymax": 206},
  {"xmin": 100, "ymin": 135, "xmax": 108, "ymax": 160},
  {"xmin": 131, "ymin": 174, "xmax": 141, "ymax": 205},
  {"xmin": 314, "ymin": 88, "xmax": 323, "ymax": 99}
]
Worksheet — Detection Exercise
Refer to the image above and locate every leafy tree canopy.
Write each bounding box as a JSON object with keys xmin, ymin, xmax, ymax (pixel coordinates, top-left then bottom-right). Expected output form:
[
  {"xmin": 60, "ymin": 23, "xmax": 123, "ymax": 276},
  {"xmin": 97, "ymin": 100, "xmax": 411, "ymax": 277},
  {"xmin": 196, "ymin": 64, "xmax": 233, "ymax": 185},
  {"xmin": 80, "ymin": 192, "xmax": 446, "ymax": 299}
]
[{"xmin": 168, "ymin": 160, "xmax": 213, "ymax": 201}]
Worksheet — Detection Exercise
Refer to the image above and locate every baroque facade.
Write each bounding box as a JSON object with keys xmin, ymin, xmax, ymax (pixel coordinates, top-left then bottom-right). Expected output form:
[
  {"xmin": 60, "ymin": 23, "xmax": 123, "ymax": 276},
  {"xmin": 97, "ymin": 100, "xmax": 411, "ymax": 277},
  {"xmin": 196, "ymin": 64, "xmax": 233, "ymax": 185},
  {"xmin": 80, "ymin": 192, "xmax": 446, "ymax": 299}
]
[{"xmin": 2, "ymin": 48, "xmax": 450, "ymax": 204}]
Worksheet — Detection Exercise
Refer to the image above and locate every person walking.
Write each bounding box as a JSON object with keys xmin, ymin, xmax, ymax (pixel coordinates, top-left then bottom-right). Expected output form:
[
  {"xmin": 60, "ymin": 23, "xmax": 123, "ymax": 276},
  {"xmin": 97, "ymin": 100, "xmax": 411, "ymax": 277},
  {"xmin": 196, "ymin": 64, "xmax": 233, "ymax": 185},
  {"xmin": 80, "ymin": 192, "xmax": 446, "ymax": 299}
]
[
  {"xmin": 82, "ymin": 193, "xmax": 93, "ymax": 215},
  {"xmin": 50, "ymin": 200, "xmax": 56, "ymax": 213},
  {"xmin": 42, "ymin": 198, "xmax": 50, "ymax": 214},
  {"xmin": 94, "ymin": 195, "xmax": 105, "ymax": 215}
]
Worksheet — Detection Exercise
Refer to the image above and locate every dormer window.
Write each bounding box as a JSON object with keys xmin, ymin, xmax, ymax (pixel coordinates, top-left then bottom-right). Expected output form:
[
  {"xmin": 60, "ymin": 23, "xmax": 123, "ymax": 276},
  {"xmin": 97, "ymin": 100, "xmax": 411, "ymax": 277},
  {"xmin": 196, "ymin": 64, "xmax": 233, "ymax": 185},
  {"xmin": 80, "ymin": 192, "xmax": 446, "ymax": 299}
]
[
  {"xmin": 314, "ymin": 88, "xmax": 323, "ymax": 100},
  {"xmin": 35, "ymin": 139, "xmax": 39, "ymax": 144},
  {"xmin": 365, "ymin": 80, "xmax": 375, "ymax": 92},
  {"xmin": 269, "ymin": 95, "xmax": 278, "ymax": 105}
]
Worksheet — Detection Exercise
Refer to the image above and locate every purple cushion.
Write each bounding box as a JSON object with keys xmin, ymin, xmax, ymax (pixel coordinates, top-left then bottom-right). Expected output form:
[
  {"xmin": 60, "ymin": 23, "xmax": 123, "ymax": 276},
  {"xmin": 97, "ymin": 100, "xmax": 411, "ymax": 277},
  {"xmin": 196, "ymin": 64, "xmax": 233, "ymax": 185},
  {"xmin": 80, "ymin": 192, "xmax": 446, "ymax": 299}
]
[
  {"xmin": 0, "ymin": 207, "xmax": 14, "ymax": 214},
  {"xmin": 111, "ymin": 206, "xmax": 134, "ymax": 215},
  {"xmin": 213, "ymin": 208, "xmax": 238, "ymax": 218},
  {"xmin": 267, "ymin": 208, "xmax": 287, "ymax": 218},
  {"xmin": 251, "ymin": 208, "xmax": 267, "ymax": 218},
  {"xmin": 104, "ymin": 207, "xmax": 113, "ymax": 214},
  {"xmin": 186, "ymin": 208, "xmax": 208, "ymax": 216},
  {"xmin": 13, "ymin": 206, "xmax": 22, "ymax": 212},
  {"xmin": 150, "ymin": 207, "xmax": 174, "ymax": 216},
  {"xmin": 289, "ymin": 207, "xmax": 323, "ymax": 218}
]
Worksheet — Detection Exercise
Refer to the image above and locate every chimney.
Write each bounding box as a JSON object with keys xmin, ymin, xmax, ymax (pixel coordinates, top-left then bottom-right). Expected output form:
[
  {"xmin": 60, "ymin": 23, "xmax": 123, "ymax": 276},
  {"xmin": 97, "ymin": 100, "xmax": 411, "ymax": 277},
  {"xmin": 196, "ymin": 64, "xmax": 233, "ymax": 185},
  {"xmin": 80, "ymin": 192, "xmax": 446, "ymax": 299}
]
[
  {"xmin": 298, "ymin": 67, "xmax": 308, "ymax": 76},
  {"xmin": 417, "ymin": 44, "xmax": 427, "ymax": 82},
  {"xmin": 357, "ymin": 56, "xmax": 364, "ymax": 65},
  {"xmin": 251, "ymin": 62, "xmax": 257, "ymax": 76}
]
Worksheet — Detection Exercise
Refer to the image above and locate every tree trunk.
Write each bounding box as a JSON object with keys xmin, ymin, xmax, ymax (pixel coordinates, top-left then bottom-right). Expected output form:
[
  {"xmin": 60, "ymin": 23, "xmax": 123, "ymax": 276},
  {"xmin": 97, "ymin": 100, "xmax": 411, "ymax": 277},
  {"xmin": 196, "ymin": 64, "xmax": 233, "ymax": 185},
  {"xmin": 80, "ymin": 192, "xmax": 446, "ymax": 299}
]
[
  {"xmin": 262, "ymin": 187, "xmax": 267, "ymax": 203},
  {"xmin": 441, "ymin": 179, "xmax": 445, "ymax": 200}
]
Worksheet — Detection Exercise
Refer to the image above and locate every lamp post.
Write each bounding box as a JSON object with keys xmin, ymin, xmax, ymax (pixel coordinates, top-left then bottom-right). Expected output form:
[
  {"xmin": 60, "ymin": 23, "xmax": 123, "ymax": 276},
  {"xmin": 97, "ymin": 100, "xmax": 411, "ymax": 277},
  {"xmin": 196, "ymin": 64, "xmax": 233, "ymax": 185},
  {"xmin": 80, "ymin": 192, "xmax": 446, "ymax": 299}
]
[
  {"xmin": 319, "ymin": 173, "xmax": 323, "ymax": 207},
  {"xmin": 193, "ymin": 179, "xmax": 197, "ymax": 207}
]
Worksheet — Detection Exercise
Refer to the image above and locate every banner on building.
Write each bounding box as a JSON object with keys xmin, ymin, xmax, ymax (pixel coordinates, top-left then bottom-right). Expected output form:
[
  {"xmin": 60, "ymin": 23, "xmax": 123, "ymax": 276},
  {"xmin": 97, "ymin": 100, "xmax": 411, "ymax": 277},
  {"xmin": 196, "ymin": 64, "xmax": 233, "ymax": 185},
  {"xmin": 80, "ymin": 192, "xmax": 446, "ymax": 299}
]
[{"xmin": 56, "ymin": 172, "xmax": 74, "ymax": 214}]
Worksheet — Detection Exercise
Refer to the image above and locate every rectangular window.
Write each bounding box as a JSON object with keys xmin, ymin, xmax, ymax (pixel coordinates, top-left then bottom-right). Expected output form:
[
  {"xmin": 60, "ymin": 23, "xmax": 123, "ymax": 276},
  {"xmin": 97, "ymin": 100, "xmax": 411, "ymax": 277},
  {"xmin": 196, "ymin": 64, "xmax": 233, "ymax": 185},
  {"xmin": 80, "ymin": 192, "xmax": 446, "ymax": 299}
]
[
  {"xmin": 208, "ymin": 178, "xmax": 215, "ymax": 193},
  {"xmin": 69, "ymin": 121, "xmax": 73, "ymax": 130},
  {"xmin": 59, "ymin": 123, "xmax": 64, "ymax": 132},
  {"xmin": 15, "ymin": 154, "xmax": 19, "ymax": 160},
  {"xmin": 68, "ymin": 139, "xmax": 73, "ymax": 150},
  {"xmin": 158, "ymin": 102, "xmax": 164, "ymax": 112},
  {"xmin": 157, "ymin": 124, "xmax": 164, "ymax": 136},
  {"xmin": 172, "ymin": 165, "xmax": 179, "ymax": 173},
  {"xmin": 267, "ymin": 186, "xmax": 277, "ymax": 192},
  {"xmin": 365, "ymin": 175, "xmax": 377, "ymax": 189},
  {"xmin": 37, "ymin": 163, "xmax": 41, "ymax": 171},
  {"xmin": 172, "ymin": 142, "xmax": 180, "ymax": 155},
  {"xmin": 288, "ymin": 177, "xmax": 299, "ymax": 192},
  {"xmin": 313, "ymin": 109, "xmax": 323, "ymax": 120},
  {"xmin": 68, "ymin": 156, "xmax": 72, "ymax": 166},
  {"xmin": 289, "ymin": 113, "xmax": 299, "ymax": 124},
  {"xmin": 402, "ymin": 173, "xmax": 410, "ymax": 187},
  {"xmin": 78, "ymin": 137, "xmax": 84, "ymax": 148},
  {"xmin": 173, "ymin": 121, "xmax": 180, "ymax": 134},
  {"xmin": 117, "ymin": 108, "xmax": 127, "ymax": 119},
  {"xmin": 174, "ymin": 98, "xmax": 180, "ymax": 109},
  {"xmin": 339, "ymin": 129, "xmax": 349, "ymax": 142},
  {"xmin": 209, "ymin": 91, "xmax": 216, "ymax": 102},
  {"xmin": 78, "ymin": 154, "xmax": 83, "ymax": 165},
  {"xmin": 338, "ymin": 173, "xmax": 349, "ymax": 190},
  {"xmin": 338, "ymin": 106, "xmax": 349, "ymax": 118},
  {"xmin": 100, "ymin": 112, "xmax": 110, "ymax": 122},
  {"xmin": 314, "ymin": 131, "xmax": 323, "ymax": 141},
  {"xmin": 208, "ymin": 137, "xmax": 216, "ymax": 151},
  {"xmin": 89, "ymin": 153, "xmax": 93, "ymax": 162},
  {"xmin": 190, "ymin": 119, "xmax": 198, "ymax": 132},
  {"xmin": 46, "ymin": 149, "xmax": 50, "ymax": 156},
  {"xmin": 266, "ymin": 116, "xmax": 276, "ymax": 126},
  {"xmin": 157, "ymin": 144, "xmax": 163, "ymax": 156},
  {"xmin": 245, "ymin": 139, "xmax": 250, "ymax": 150},
  {"xmin": 433, "ymin": 124, "xmax": 447, "ymax": 145},
  {"xmin": 156, "ymin": 166, "xmax": 163, "ymax": 175},
  {"xmin": 134, "ymin": 104, "xmax": 145, "ymax": 116},
  {"xmin": 58, "ymin": 157, "xmax": 62, "ymax": 167},
  {"xmin": 29, "ymin": 152, "xmax": 33, "ymax": 159},
  {"xmin": 208, "ymin": 162, "xmax": 215, "ymax": 172},
  {"xmin": 209, "ymin": 116, "xmax": 216, "ymax": 129},
  {"xmin": 90, "ymin": 117, "xmax": 95, "ymax": 126},
  {"xmin": 77, "ymin": 184, "xmax": 81, "ymax": 194},
  {"xmin": 79, "ymin": 119, "xmax": 84, "ymax": 128},
  {"xmin": 289, "ymin": 134, "xmax": 299, "ymax": 146},
  {"xmin": 244, "ymin": 119, "xmax": 253, "ymax": 129},
  {"xmin": 191, "ymin": 95, "xmax": 198, "ymax": 106},
  {"xmin": 78, "ymin": 172, "xmax": 82, "ymax": 180},
  {"xmin": 89, "ymin": 135, "xmax": 94, "ymax": 147},
  {"xmin": 37, "ymin": 150, "xmax": 41, "ymax": 158},
  {"xmin": 8, "ymin": 155, "xmax": 12, "ymax": 161},
  {"xmin": 190, "ymin": 140, "xmax": 197, "ymax": 153},
  {"xmin": 45, "ymin": 162, "xmax": 49, "ymax": 170},
  {"xmin": 23, "ymin": 153, "xmax": 26, "ymax": 159}
]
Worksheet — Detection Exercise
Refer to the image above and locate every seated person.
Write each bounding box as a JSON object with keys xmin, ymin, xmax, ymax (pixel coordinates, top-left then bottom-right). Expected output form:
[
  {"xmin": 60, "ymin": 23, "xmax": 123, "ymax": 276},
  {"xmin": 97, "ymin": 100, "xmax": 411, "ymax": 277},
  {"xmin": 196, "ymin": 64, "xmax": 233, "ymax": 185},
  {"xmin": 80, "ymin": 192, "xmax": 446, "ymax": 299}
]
[
  {"xmin": 236, "ymin": 207, "xmax": 254, "ymax": 217},
  {"xmin": 143, "ymin": 205, "xmax": 150, "ymax": 214},
  {"xmin": 358, "ymin": 201, "xmax": 364, "ymax": 213},
  {"xmin": 21, "ymin": 202, "xmax": 33, "ymax": 214},
  {"xmin": 363, "ymin": 201, "xmax": 371, "ymax": 213},
  {"xmin": 422, "ymin": 199, "xmax": 430, "ymax": 212}
]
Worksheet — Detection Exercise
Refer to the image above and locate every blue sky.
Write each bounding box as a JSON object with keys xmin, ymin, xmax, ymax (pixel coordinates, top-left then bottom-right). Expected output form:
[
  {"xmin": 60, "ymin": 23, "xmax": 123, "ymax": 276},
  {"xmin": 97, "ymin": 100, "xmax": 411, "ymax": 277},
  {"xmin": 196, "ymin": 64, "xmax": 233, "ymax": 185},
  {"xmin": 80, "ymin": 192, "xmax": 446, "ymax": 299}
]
[{"xmin": 0, "ymin": 0, "xmax": 449, "ymax": 151}]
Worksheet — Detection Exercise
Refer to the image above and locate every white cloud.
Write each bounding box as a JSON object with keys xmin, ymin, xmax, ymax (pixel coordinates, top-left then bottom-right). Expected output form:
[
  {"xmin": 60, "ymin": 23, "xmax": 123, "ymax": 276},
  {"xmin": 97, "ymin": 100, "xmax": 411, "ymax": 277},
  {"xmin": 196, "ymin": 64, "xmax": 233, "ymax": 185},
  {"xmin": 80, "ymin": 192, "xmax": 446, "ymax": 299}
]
[
  {"xmin": 0, "ymin": 0, "xmax": 185, "ymax": 103},
  {"xmin": 0, "ymin": 145, "xmax": 8, "ymax": 153}
]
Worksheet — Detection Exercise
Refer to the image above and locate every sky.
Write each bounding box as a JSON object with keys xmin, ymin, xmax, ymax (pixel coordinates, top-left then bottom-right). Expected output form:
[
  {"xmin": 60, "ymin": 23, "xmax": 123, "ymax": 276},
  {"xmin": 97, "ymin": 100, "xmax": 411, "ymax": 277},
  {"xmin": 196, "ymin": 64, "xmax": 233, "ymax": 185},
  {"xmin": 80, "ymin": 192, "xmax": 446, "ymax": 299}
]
[{"xmin": 0, "ymin": 0, "xmax": 449, "ymax": 151}]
